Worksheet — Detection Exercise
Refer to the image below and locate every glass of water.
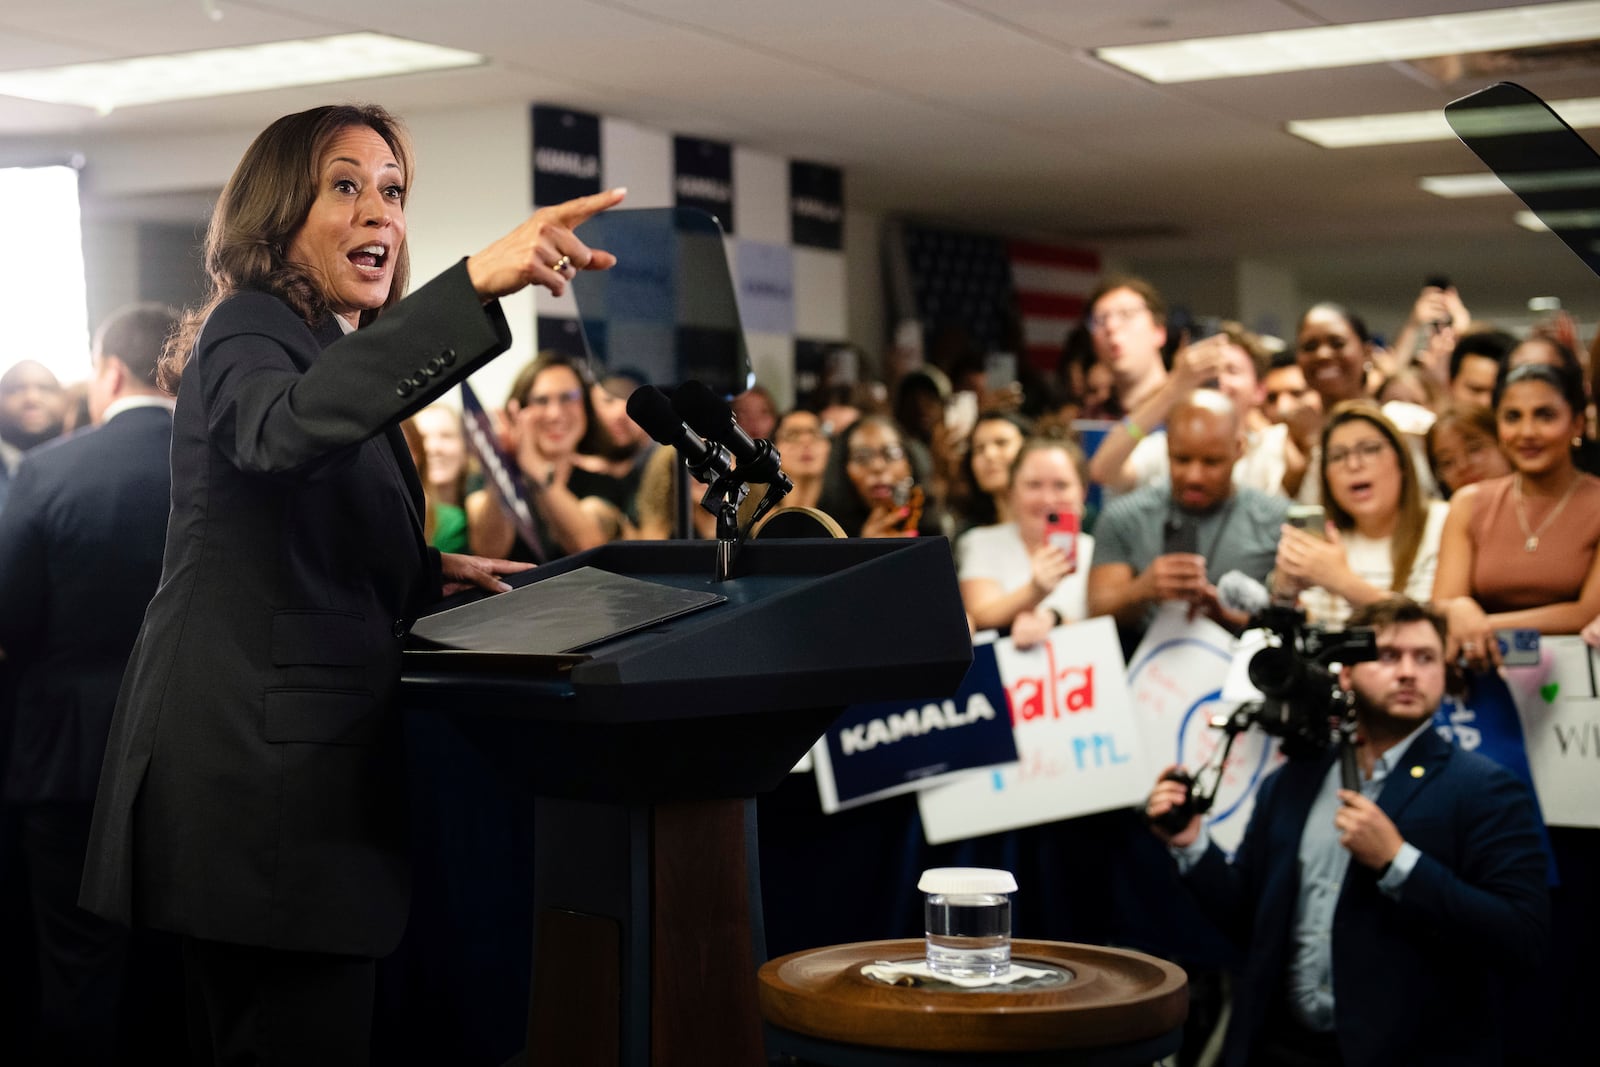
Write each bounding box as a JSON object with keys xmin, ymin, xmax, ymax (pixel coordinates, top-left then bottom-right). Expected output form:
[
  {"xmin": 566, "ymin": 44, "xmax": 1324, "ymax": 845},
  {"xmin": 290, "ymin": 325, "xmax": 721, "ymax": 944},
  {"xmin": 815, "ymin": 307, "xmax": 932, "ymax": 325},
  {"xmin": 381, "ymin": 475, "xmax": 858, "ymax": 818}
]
[{"xmin": 917, "ymin": 868, "xmax": 1017, "ymax": 979}]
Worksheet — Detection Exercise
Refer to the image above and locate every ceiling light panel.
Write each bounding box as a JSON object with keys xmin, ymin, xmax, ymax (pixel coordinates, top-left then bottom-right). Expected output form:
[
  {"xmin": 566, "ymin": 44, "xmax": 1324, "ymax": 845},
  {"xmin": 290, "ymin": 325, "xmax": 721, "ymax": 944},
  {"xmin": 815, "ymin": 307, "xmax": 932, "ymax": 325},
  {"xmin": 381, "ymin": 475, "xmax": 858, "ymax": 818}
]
[
  {"xmin": 0, "ymin": 33, "xmax": 485, "ymax": 115},
  {"xmin": 1095, "ymin": 2, "xmax": 1600, "ymax": 83},
  {"xmin": 1288, "ymin": 96, "xmax": 1600, "ymax": 148}
]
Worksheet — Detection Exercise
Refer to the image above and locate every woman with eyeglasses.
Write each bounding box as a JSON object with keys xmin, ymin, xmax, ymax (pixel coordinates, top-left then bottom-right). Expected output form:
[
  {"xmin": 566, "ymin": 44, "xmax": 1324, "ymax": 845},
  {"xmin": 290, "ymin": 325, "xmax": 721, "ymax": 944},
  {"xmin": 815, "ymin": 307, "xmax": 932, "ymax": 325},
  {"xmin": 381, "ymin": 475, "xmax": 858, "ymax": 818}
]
[
  {"xmin": 773, "ymin": 408, "xmax": 830, "ymax": 510},
  {"xmin": 958, "ymin": 436, "xmax": 1093, "ymax": 649},
  {"xmin": 1272, "ymin": 402, "xmax": 1447, "ymax": 629},
  {"xmin": 466, "ymin": 351, "xmax": 632, "ymax": 561},
  {"xmin": 817, "ymin": 415, "xmax": 942, "ymax": 538},
  {"xmin": 1435, "ymin": 361, "xmax": 1600, "ymax": 668},
  {"xmin": 1426, "ymin": 405, "xmax": 1511, "ymax": 497}
]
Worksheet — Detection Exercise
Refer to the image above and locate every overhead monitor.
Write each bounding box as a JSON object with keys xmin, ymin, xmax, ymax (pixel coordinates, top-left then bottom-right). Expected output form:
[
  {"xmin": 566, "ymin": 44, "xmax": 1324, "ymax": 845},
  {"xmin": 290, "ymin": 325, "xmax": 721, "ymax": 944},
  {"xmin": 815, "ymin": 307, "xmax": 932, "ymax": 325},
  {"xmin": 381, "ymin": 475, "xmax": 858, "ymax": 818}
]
[
  {"xmin": 572, "ymin": 206, "xmax": 752, "ymax": 399},
  {"xmin": 1447, "ymin": 81, "xmax": 1600, "ymax": 281}
]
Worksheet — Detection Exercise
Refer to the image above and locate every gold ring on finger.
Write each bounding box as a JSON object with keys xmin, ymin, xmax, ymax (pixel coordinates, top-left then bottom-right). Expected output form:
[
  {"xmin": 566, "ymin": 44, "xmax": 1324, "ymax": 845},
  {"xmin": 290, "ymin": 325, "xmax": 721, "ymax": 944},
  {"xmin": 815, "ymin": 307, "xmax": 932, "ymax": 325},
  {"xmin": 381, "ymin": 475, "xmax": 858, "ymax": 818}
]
[{"xmin": 552, "ymin": 254, "xmax": 573, "ymax": 274}]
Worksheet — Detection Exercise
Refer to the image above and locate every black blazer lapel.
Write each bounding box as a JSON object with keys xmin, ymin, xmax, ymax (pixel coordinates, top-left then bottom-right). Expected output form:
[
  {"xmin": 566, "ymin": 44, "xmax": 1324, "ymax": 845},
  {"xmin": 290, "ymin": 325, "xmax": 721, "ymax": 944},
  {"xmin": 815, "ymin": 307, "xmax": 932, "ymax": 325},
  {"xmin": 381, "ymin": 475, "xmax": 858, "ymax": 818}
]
[{"xmin": 1375, "ymin": 728, "xmax": 1452, "ymax": 823}]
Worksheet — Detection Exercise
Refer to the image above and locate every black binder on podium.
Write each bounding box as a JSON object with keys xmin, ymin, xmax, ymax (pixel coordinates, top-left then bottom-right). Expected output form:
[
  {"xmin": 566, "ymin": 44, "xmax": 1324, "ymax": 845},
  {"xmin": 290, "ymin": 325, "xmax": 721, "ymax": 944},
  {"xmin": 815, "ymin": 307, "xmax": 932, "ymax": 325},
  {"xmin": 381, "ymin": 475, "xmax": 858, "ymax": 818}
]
[{"xmin": 400, "ymin": 537, "xmax": 971, "ymax": 1067}]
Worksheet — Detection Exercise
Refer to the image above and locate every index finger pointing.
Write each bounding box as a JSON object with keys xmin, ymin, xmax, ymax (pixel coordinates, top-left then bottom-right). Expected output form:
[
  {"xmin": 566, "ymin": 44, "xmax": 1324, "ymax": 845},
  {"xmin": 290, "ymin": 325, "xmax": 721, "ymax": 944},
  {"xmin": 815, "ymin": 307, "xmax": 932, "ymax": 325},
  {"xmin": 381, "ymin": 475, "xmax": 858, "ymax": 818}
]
[{"xmin": 548, "ymin": 187, "xmax": 627, "ymax": 228}]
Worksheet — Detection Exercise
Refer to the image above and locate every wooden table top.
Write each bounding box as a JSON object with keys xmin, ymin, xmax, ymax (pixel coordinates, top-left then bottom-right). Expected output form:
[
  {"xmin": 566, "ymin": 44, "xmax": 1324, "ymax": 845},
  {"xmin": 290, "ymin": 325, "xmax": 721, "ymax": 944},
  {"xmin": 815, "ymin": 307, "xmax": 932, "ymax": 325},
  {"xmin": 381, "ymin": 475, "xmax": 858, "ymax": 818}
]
[{"xmin": 757, "ymin": 939, "xmax": 1188, "ymax": 1053}]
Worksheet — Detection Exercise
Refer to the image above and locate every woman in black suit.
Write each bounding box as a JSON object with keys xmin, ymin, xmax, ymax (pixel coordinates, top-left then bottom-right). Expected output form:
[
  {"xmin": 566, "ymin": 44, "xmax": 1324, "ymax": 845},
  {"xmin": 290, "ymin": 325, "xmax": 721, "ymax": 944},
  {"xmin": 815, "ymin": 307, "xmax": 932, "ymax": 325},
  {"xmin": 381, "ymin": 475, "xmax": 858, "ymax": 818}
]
[{"xmin": 80, "ymin": 104, "xmax": 623, "ymax": 1064}]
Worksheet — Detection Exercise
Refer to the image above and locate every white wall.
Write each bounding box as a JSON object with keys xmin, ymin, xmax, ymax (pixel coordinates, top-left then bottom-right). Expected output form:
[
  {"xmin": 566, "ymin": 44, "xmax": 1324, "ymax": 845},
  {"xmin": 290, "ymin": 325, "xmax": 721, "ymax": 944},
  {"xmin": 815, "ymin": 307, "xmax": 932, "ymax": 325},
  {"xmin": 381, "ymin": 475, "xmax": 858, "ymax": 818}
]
[{"xmin": 403, "ymin": 102, "xmax": 537, "ymax": 409}]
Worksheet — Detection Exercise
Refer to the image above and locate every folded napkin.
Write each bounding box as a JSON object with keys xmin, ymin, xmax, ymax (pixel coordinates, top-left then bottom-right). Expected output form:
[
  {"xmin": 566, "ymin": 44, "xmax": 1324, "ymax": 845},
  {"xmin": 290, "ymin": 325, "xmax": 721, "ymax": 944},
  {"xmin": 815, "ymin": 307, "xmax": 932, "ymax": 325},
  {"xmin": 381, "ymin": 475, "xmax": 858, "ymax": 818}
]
[{"xmin": 860, "ymin": 959, "xmax": 1062, "ymax": 989}]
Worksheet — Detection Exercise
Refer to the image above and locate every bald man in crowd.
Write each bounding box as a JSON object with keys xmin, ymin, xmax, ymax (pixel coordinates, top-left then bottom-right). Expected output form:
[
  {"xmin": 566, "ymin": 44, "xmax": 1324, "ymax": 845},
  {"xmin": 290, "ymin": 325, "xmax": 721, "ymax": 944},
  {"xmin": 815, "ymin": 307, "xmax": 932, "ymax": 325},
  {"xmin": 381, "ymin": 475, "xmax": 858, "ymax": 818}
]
[
  {"xmin": 0, "ymin": 360, "xmax": 67, "ymax": 513},
  {"xmin": 1088, "ymin": 390, "xmax": 1286, "ymax": 649}
]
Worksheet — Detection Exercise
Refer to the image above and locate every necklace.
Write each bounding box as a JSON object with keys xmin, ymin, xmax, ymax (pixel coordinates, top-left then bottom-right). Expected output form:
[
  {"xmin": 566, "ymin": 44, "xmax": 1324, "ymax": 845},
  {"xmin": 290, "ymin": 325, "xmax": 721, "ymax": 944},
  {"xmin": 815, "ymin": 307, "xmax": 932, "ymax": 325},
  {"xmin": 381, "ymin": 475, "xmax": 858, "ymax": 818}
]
[{"xmin": 1513, "ymin": 472, "xmax": 1580, "ymax": 552}]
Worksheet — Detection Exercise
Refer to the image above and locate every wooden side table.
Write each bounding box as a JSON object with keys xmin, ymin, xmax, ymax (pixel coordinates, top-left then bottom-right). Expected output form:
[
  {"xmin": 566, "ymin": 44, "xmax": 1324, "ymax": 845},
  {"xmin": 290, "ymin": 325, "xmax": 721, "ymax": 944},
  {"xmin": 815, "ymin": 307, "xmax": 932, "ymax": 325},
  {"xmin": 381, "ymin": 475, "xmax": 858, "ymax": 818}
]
[{"xmin": 758, "ymin": 939, "xmax": 1187, "ymax": 1066}]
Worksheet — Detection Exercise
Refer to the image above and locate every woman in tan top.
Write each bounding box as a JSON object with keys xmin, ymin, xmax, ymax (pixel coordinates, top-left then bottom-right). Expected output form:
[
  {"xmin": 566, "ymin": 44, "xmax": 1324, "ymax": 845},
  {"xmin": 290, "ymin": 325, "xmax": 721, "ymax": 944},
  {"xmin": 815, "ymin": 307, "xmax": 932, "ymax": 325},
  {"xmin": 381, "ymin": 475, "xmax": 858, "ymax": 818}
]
[{"xmin": 1434, "ymin": 361, "xmax": 1600, "ymax": 669}]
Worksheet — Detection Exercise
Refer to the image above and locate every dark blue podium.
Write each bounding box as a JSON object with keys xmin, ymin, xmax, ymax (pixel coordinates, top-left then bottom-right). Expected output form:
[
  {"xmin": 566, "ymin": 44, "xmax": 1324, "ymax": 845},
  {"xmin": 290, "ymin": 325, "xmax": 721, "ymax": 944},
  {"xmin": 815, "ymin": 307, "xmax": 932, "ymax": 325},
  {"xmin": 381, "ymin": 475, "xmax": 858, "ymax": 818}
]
[{"xmin": 400, "ymin": 538, "xmax": 970, "ymax": 1067}]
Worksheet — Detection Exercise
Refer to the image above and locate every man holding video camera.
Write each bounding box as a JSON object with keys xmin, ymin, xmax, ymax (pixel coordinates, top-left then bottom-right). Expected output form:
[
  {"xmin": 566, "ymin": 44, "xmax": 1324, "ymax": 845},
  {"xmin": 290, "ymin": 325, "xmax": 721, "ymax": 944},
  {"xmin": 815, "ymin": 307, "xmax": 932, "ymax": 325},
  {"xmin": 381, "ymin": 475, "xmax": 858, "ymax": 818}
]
[{"xmin": 1146, "ymin": 597, "xmax": 1548, "ymax": 1066}]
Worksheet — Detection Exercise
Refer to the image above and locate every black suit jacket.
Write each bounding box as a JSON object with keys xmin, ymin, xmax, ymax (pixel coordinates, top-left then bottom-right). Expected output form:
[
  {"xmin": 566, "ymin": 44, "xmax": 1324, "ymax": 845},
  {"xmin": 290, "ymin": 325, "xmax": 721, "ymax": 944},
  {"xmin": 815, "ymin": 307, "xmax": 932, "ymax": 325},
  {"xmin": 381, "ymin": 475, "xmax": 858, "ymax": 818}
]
[
  {"xmin": 81, "ymin": 262, "xmax": 511, "ymax": 957},
  {"xmin": 0, "ymin": 405, "xmax": 173, "ymax": 803},
  {"xmin": 1181, "ymin": 729, "xmax": 1550, "ymax": 1066}
]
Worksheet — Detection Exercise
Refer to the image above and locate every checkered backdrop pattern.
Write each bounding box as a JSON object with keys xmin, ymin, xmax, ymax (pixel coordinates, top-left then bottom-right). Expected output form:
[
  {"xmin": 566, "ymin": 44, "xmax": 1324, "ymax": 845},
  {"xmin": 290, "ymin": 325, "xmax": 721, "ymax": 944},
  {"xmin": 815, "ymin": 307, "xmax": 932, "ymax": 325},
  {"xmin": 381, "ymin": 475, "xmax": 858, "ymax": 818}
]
[{"xmin": 529, "ymin": 104, "xmax": 847, "ymax": 409}]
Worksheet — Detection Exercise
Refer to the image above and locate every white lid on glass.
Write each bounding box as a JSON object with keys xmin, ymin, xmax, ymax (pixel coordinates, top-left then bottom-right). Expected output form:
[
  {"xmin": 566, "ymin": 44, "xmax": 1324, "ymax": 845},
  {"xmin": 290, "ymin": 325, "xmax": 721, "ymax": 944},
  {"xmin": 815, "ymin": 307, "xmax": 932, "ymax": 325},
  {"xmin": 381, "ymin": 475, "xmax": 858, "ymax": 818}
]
[{"xmin": 917, "ymin": 867, "xmax": 1017, "ymax": 895}]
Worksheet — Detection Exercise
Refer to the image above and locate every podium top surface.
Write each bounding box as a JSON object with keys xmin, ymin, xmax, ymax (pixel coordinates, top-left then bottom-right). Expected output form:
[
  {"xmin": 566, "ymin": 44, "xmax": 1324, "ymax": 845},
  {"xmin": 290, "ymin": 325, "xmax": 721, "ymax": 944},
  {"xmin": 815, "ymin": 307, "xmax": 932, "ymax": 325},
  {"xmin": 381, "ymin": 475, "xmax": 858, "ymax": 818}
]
[{"xmin": 402, "ymin": 538, "xmax": 973, "ymax": 723}]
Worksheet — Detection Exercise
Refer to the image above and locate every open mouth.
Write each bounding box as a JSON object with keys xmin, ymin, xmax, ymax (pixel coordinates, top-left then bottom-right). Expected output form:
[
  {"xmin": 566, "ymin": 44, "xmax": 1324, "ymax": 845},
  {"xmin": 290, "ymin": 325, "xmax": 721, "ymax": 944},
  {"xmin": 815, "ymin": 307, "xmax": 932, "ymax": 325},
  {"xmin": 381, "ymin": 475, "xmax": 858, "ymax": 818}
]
[{"xmin": 348, "ymin": 243, "xmax": 389, "ymax": 275}]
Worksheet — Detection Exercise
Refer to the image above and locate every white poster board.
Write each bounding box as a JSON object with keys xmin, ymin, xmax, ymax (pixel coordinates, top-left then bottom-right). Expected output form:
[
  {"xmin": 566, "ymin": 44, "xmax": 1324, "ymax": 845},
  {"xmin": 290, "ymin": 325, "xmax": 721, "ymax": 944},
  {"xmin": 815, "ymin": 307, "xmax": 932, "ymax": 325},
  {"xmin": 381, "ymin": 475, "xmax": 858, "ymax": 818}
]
[
  {"xmin": 917, "ymin": 617, "xmax": 1152, "ymax": 845},
  {"xmin": 1502, "ymin": 635, "xmax": 1600, "ymax": 828}
]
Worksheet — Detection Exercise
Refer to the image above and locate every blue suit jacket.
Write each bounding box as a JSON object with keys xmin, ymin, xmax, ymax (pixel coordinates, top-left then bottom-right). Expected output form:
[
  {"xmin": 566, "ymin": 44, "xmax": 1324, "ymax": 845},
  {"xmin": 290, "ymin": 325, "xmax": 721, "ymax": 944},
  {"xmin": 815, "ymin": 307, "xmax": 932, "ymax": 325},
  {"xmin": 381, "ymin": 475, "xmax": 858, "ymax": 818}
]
[
  {"xmin": 0, "ymin": 405, "xmax": 173, "ymax": 804},
  {"xmin": 1182, "ymin": 728, "xmax": 1549, "ymax": 1066}
]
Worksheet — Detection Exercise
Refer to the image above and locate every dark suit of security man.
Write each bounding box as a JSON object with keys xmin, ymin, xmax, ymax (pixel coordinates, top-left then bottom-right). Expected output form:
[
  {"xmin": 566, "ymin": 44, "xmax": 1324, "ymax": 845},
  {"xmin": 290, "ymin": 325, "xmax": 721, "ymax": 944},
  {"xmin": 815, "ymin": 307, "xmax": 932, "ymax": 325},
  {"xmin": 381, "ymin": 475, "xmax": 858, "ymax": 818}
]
[
  {"xmin": 0, "ymin": 304, "xmax": 178, "ymax": 1063},
  {"xmin": 1146, "ymin": 597, "xmax": 1549, "ymax": 1066}
]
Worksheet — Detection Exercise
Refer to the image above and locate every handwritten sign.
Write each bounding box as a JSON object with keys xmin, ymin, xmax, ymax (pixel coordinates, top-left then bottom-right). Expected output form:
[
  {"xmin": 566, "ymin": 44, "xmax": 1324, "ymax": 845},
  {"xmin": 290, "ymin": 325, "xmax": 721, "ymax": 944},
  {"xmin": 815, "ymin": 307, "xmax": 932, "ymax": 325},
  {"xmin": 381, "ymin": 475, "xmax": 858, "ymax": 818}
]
[{"xmin": 917, "ymin": 617, "xmax": 1151, "ymax": 845}]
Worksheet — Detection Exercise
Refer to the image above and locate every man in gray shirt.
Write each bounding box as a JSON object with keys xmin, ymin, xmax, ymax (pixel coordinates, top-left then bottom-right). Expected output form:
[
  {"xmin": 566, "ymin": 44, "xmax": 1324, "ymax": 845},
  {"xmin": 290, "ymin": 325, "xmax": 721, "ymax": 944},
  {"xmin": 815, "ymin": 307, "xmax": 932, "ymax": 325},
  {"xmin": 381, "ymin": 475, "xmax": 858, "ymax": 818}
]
[{"xmin": 1088, "ymin": 390, "xmax": 1284, "ymax": 649}]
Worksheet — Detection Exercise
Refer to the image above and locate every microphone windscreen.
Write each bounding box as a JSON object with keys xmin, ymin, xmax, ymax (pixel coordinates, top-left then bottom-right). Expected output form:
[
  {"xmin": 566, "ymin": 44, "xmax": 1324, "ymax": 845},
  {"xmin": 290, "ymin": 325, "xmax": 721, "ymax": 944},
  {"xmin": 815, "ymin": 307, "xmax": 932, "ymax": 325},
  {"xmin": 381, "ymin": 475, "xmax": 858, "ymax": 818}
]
[
  {"xmin": 671, "ymin": 379, "xmax": 733, "ymax": 440},
  {"xmin": 1216, "ymin": 569, "xmax": 1271, "ymax": 617},
  {"xmin": 625, "ymin": 385, "xmax": 685, "ymax": 445}
]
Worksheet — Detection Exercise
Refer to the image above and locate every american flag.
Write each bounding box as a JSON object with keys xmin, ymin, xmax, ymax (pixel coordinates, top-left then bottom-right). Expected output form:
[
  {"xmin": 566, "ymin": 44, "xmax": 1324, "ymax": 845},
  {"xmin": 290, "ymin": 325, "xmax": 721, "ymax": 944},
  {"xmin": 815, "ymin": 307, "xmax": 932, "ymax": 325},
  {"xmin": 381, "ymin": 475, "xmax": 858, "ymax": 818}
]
[
  {"xmin": 1008, "ymin": 239, "xmax": 1101, "ymax": 372},
  {"xmin": 898, "ymin": 223, "xmax": 1100, "ymax": 373}
]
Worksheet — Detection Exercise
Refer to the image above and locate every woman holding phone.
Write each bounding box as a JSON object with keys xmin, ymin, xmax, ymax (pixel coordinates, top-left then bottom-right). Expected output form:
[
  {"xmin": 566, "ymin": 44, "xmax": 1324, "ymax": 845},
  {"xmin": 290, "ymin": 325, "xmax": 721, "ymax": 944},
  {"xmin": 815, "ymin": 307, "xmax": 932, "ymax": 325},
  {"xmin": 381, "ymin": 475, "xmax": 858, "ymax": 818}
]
[
  {"xmin": 1272, "ymin": 402, "xmax": 1446, "ymax": 629},
  {"xmin": 817, "ymin": 416, "xmax": 942, "ymax": 537},
  {"xmin": 958, "ymin": 436, "xmax": 1093, "ymax": 648}
]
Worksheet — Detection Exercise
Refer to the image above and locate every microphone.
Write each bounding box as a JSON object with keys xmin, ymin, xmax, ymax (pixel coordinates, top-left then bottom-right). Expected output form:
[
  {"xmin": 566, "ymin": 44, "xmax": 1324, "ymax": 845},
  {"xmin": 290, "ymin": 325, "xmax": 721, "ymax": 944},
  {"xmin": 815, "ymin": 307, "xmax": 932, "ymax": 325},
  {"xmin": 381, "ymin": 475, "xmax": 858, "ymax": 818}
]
[
  {"xmin": 624, "ymin": 385, "xmax": 733, "ymax": 484},
  {"xmin": 1216, "ymin": 570, "xmax": 1272, "ymax": 619},
  {"xmin": 672, "ymin": 380, "xmax": 793, "ymax": 493}
]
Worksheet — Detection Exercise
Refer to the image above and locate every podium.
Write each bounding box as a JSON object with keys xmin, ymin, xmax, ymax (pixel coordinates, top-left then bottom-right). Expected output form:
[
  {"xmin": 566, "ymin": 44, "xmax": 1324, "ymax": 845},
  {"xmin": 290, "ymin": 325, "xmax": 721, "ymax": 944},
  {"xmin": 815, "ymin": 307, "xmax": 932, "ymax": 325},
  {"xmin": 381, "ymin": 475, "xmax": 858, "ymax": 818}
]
[{"xmin": 400, "ymin": 539, "xmax": 971, "ymax": 1066}]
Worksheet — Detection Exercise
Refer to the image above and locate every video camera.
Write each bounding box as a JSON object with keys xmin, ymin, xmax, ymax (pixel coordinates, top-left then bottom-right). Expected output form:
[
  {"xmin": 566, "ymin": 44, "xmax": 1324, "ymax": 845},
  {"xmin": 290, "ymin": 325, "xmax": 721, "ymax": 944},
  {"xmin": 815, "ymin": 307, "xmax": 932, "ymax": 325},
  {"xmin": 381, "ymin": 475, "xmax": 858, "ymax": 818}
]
[
  {"xmin": 1149, "ymin": 604, "xmax": 1376, "ymax": 835},
  {"xmin": 1240, "ymin": 604, "xmax": 1377, "ymax": 759}
]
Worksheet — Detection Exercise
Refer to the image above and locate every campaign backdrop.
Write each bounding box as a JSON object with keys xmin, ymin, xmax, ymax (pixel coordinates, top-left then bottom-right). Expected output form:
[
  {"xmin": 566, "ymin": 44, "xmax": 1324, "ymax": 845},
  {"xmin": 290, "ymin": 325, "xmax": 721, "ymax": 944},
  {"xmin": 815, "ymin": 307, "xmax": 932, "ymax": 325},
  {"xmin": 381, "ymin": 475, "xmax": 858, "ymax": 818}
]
[{"xmin": 529, "ymin": 103, "xmax": 846, "ymax": 409}]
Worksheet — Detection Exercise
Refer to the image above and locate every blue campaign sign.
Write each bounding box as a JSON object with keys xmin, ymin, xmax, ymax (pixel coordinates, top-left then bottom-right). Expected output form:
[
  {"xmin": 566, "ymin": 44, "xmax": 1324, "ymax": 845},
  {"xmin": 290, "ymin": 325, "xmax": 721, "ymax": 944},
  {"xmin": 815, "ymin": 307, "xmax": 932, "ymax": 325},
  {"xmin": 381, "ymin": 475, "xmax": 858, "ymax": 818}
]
[
  {"xmin": 1435, "ymin": 670, "xmax": 1539, "ymax": 789},
  {"xmin": 816, "ymin": 643, "xmax": 1017, "ymax": 811},
  {"xmin": 1435, "ymin": 669, "xmax": 1558, "ymax": 883}
]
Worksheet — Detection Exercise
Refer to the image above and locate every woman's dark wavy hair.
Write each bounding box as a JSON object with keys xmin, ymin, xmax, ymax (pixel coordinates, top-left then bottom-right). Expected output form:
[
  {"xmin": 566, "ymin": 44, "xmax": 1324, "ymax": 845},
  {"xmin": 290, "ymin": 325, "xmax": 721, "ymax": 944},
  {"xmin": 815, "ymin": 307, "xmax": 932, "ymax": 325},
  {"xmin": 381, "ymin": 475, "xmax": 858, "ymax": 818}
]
[{"xmin": 158, "ymin": 104, "xmax": 415, "ymax": 391}]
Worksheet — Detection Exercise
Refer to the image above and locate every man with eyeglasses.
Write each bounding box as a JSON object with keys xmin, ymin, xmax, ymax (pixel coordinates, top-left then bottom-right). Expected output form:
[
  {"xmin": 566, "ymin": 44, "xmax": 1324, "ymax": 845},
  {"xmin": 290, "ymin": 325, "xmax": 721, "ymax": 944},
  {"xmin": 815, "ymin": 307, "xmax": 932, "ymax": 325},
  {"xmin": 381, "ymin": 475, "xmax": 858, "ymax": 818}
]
[
  {"xmin": 1083, "ymin": 274, "xmax": 1170, "ymax": 418},
  {"xmin": 1145, "ymin": 597, "xmax": 1548, "ymax": 1067},
  {"xmin": 1088, "ymin": 390, "xmax": 1286, "ymax": 650}
]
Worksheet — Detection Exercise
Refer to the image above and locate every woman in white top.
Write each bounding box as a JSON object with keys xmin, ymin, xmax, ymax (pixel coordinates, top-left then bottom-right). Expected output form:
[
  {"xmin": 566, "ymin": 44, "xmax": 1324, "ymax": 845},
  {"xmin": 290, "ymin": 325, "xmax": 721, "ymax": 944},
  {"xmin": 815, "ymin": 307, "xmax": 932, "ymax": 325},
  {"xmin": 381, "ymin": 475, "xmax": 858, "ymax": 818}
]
[
  {"xmin": 957, "ymin": 436, "xmax": 1094, "ymax": 648},
  {"xmin": 1273, "ymin": 401, "xmax": 1448, "ymax": 629}
]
